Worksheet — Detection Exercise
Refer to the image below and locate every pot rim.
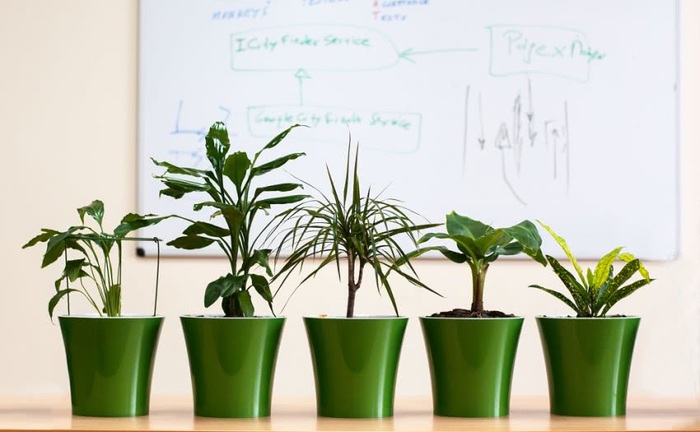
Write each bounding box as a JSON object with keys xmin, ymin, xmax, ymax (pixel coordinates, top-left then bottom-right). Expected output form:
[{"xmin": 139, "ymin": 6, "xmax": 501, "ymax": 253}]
[
  {"xmin": 420, "ymin": 315, "xmax": 524, "ymax": 320},
  {"xmin": 180, "ymin": 314, "xmax": 286, "ymax": 320},
  {"xmin": 535, "ymin": 315, "xmax": 640, "ymax": 320},
  {"xmin": 58, "ymin": 314, "xmax": 164, "ymax": 319},
  {"xmin": 303, "ymin": 315, "xmax": 408, "ymax": 320}
]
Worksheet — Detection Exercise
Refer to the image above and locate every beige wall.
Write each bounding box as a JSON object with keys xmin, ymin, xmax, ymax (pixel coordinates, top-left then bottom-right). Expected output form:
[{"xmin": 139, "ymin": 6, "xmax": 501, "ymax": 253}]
[{"xmin": 1, "ymin": 0, "xmax": 698, "ymax": 398}]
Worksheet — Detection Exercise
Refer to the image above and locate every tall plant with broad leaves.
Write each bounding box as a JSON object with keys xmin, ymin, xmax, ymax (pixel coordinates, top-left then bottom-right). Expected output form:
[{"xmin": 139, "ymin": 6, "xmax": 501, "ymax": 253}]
[
  {"xmin": 23, "ymin": 200, "xmax": 167, "ymax": 318},
  {"xmin": 529, "ymin": 221, "xmax": 653, "ymax": 317},
  {"xmin": 403, "ymin": 213, "xmax": 546, "ymax": 316},
  {"xmin": 273, "ymin": 144, "xmax": 440, "ymax": 318},
  {"xmin": 153, "ymin": 121, "xmax": 307, "ymax": 317}
]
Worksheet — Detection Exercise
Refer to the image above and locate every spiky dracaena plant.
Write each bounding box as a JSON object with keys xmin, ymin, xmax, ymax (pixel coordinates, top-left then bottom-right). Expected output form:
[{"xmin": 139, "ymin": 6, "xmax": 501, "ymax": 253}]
[
  {"xmin": 273, "ymin": 144, "xmax": 440, "ymax": 318},
  {"xmin": 529, "ymin": 221, "xmax": 653, "ymax": 317},
  {"xmin": 153, "ymin": 122, "xmax": 308, "ymax": 317}
]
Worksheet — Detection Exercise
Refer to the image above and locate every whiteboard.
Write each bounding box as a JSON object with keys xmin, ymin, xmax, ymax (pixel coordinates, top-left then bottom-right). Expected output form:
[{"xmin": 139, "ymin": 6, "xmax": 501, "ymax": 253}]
[{"xmin": 138, "ymin": 0, "xmax": 679, "ymax": 260}]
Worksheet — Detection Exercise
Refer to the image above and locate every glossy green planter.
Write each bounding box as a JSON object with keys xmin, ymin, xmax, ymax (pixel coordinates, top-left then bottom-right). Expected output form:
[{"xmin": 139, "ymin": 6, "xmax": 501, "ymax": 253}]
[
  {"xmin": 304, "ymin": 317, "xmax": 408, "ymax": 418},
  {"xmin": 181, "ymin": 316, "xmax": 285, "ymax": 418},
  {"xmin": 420, "ymin": 317, "xmax": 523, "ymax": 417},
  {"xmin": 58, "ymin": 315, "xmax": 163, "ymax": 417},
  {"xmin": 537, "ymin": 316, "xmax": 640, "ymax": 417}
]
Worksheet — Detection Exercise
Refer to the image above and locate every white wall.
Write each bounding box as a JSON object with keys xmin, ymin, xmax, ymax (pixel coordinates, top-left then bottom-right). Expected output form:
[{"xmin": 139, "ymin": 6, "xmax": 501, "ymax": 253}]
[{"xmin": 1, "ymin": 0, "xmax": 698, "ymax": 399}]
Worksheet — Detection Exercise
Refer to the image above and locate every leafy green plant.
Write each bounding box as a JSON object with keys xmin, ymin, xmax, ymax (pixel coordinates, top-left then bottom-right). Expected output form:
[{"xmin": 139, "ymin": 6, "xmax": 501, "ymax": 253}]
[
  {"xmin": 273, "ymin": 144, "xmax": 440, "ymax": 318},
  {"xmin": 23, "ymin": 200, "xmax": 166, "ymax": 318},
  {"xmin": 405, "ymin": 212, "xmax": 546, "ymax": 316},
  {"xmin": 153, "ymin": 121, "xmax": 307, "ymax": 317},
  {"xmin": 529, "ymin": 221, "xmax": 653, "ymax": 317}
]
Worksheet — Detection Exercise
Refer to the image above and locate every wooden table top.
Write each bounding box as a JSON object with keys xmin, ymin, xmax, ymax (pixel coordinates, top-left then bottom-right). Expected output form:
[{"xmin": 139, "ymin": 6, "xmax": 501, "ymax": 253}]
[{"xmin": 0, "ymin": 396, "xmax": 699, "ymax": 432}]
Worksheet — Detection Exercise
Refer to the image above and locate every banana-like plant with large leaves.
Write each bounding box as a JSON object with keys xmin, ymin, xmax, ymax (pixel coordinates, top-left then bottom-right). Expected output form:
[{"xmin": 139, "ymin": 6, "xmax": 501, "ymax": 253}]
[
  {"xmin": 23, "ymin": 200, "xmax": 167, "ymax": 318},
  {"xmin": 404, "ymin": 212, "xmax": 547, "ymax": 315},
  {"xmin": 153, "ymin": 122, "xmax": 307, "ymax": 317},
  {"xmin": 530, "ymin": 222, "xmax": 653, "ymax": 317}
]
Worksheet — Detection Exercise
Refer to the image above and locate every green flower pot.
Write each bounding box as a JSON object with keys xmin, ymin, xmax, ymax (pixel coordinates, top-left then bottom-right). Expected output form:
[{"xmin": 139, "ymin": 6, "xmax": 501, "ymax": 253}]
[
  {"xmin": 537, "ymin": 316, "xmax": 641, "ymax": 417},
  {"xmin": 58, "ymin": 315, "xmax": 163, "ymax": 417},
  {"xmin": 420, "ymin": 316, "xmax": 523, "ymax": 417},
  {"xmin": 304, "ymin": 316, "xmax": 408, "ymax": 418},
  {"xmin": 181, "ymin": 316, "xmax": 285, "ymax": 418}
]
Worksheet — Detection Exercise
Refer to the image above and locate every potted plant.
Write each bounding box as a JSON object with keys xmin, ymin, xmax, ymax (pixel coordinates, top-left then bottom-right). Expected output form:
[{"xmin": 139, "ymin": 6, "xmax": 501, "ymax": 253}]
[
  {"xmin": 530, "ymin": 221, "xmax": 653, "ymax": 417},
  {"xmin": 273, "ymin": 144, "xmax": 439, "ymax": 418},
  {"xmin": 405, "ymin": 212, "xmax": 546, "ymax": 417},
  {"xmin": 23, "ymin": 200, "xmax": 167, "ymax": 417},
  {"xmin": 152, "ymin": 121, "xmax": 307, "ymax": 418}
]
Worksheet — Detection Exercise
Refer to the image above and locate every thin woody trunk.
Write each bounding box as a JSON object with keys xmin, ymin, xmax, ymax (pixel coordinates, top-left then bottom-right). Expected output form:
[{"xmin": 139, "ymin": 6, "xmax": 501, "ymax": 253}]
[
  {"xmin": 471, "ymin": 264, "xmax": 489, "ymax": 313},
  {"xmin": 346, "ymin": 256, "xmax": 365, "ymax": 318}
]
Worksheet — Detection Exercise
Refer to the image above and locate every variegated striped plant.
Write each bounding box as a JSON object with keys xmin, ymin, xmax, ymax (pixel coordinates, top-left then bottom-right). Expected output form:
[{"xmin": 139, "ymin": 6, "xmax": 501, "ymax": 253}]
[{"xmin": 530, "ymin": 222, "xmax": 653, "ymax": 317}]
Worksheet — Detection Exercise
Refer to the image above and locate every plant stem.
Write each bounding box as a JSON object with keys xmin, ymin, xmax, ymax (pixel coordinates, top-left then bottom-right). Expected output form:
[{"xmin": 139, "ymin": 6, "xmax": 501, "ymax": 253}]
[
  {"xmin": 346, "ymin": 253, "xmax": 357, "ymax": 318},
  {"xmin": 470, "ymin": 262, "xmax": 489, "ymax": 313}
]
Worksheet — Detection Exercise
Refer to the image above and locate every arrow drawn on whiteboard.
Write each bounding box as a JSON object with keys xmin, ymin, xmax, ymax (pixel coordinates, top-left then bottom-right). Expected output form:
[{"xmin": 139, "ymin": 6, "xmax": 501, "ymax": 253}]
[
  {"xmin": 526, "ymin": 78, "xmax": 537, "ymax": 147},
  {"xmin": 462, "ymin": 86, "xmax": 470, "ymax": 173},
  {"xmin": 295, "ymin": 68, "xmax": 311, "ymax": 106},
  {"xmin": 477, "ymin": 92, "xmax": 486, "ymax": 149},
  {"xmin": 544, "ymin": 104, "xmax": 570, "ymax": 192},
  {"xmin": 466, "ymin": 79, "xmax": 571, "ymax": 206},
  {"xmin": 171, "ymin": 100, "xmax": 231, "ymax": 140},
  {"xmin": 398, "ymin": 47, "xmax": 478, "ymax": 63}
]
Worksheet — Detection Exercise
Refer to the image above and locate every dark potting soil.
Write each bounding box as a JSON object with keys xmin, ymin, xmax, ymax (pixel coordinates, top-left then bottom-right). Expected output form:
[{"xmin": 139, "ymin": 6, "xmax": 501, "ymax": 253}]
[
  {"xmin": 430, "ymin": 308, "xmax": 515, "ymax": 318},
  {"xmin": 541, "ymin": 314, "xmax": 628, "ymax": 318}
]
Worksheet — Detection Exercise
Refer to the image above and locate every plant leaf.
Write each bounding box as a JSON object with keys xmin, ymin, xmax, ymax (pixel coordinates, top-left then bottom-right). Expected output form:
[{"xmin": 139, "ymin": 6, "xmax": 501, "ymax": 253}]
[
  {"xmin": 167, "ymin": 235, "xmax": 215, "ymax": 250},
  {"xmin": 205, "ymin": 122, "xmax": 230, "ymax": 171},
  {"xmin": 254, "ymin": 183, "xmax": 303, "ymax": 199},
  {"xmin": 255, "ymin": 194, "xmax": 309, "ymax": 209},
  {"xmin": 529, "ymin": 284, "xmax": 579, "ymax": 313},
  {"xmin": 48, "ymin": 289, "xmax": 80, "ymax": 319},
  {"xmin": 77, "ymin": 200, "xmax": 104, "ymax": 226},
  {"xmin": 538, "ymin": 221, "xmax": 586, "ymax": 285},
  {"xmin": 450, "ymin": 235, "xmax": 481, "ymax": 261},
  {"xmin": 23, "ymin": 229, "xmax": 59, "ymax": 249},
  {"xmin": 183, "ymin": 222, "xmax": 229, "ymax": 238},
  {"xmin": 546, "ymin": 255, "xmax": 588, "ymax": 314},
  {"xmin": 114, "ymin": 213, "xmax": 170, "ymax": 237},
  {"xmin": 160, "ymin": 178, "xmax": 210, "ymax": 194},
  {"xmin": 151, "ymin": 158, "xmax": 210, "ymax": 177},
  {"xmin": 250, "ymin": 274, "xmax": 273, "ymax": 303},
  {"xmin": 223, "ymin": 151, "xmax": 251, "ymax": 190},
  {"xmin": 502, "ymin": 220, "xmax": 546, "ymax": 265},
  {"xmin": 236, "ymin": 290, "xmax": 255, "ymax": 317},
  {"xmin": 64, "ymin": 259, "xmax": 86, "ymax": 281},
  {"xmin": 251, "ymin": 153, "xmax": 305, "ymax": 177},
  {"xmin": 593, "ymin": 247, "xmax": 623, "ymax": 289},
  {"xmin": 619, "ymin": 252, "xmax": 651, "ymax": 281},
  {"xmin": 445, "ymin": 212, "xmax": 492, "ymax": 240},
  {"xmin": 600, "ymin": 278, "xmax": 654, "ymax": 316},
  {"xmin": 204, "ymin": 274, "xmax": 246, "ymax": 307},
  {"xmin": 204, "ymin": 276, "xmax": 226, "ymax": 308},
  {"xmin": 252, "ymin": 249, "xmax": 273, "ymax": 276},
  {"xmin": 220, "ymin": 274, "xmax": 246, "ymax": 298},
  {"xmin": 491, "ymin": 242, "xmax": 524, "ymax": 257},
  {"xmin": 259, "ymin": 124, "xmax": 304, "ymax": 152},
  {"xmin": 42, "ymin": 227, "xmax": 80, "ymax": 268},
  {"xmin": 158, "ymin": 188, "xmax": 185, "ymax": 199},
  {"xmin": 475, "ymin": 229, "xmax": 510, "ymax": 255},
  {"xmin": 192, "ymin": 202, "xmax": 244, "ymax": 224},
  {"xmin": 105, "ymin": 284, "xmax": 122, "ymax": 316},
  {"xmin": 393, "ymin": 245, "xmax": 464, "ymax": 266},
  {"xmin": 596, "ymin": 259, "xmax": 641, "ymax": 310}
]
